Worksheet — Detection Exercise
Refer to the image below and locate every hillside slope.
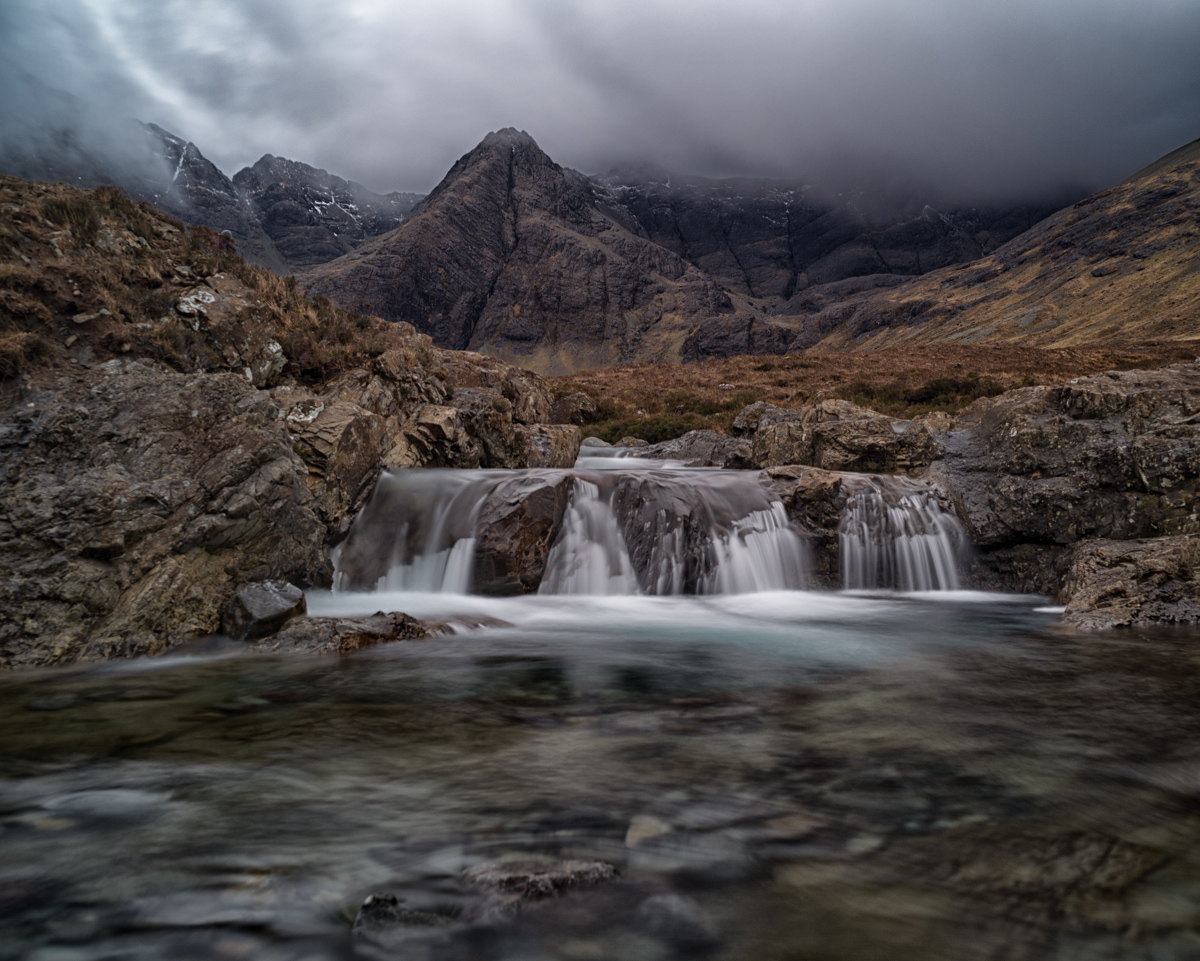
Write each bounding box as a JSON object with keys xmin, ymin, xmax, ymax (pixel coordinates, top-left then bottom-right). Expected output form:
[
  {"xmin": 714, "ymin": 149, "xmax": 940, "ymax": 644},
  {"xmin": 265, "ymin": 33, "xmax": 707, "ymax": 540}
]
[{"xmin": 763, "ymin": 138, "xmax": 1200, "ymax": 351}]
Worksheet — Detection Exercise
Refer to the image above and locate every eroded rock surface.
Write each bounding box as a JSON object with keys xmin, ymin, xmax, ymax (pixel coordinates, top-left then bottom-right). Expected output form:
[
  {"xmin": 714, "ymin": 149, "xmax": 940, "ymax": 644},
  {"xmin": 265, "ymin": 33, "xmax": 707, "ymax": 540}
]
[{"xmin": 1061, "ymin": 536, "xmax": 1200, "ymax": 630}]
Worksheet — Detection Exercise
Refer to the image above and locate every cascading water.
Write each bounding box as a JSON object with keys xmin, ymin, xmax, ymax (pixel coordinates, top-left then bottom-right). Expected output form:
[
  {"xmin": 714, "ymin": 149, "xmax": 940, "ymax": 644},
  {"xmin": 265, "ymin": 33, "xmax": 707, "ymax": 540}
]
[
  {"xmin": 332, "ymin": 466, "xmax": 811, "ymax": 597},
  {"xmin": 839, "ymin": 482, "xmax": 967, "ymax": 591},
  {"xmin": 537, "ymin": 478, "xmax": 640, "ymax": 596}
]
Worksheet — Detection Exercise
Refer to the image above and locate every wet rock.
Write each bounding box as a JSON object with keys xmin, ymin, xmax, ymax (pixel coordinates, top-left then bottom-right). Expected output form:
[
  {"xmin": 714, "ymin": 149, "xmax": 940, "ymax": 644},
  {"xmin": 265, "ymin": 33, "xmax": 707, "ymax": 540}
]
[
  {"xmin": 473, "ymin": 474, "xmax": 573, "ymax": 595},
  {"xmin": 351, "ymin": 892, "xmax": 451, "ymax": 943},
  {"xmin": 1061, "ymin": 536, "xmax": 1200, "ymax": 629},
  {"xmin": 258, "ymin": 612, "xmax": 434, "ymax": 654},
  {"xmin": 462, "ymin": 858, "xmax": 617, "ymax": 906},
  {"xmin": 616, "ymin": 437, "xmax": 650, "ymax": 449},
  {"xmin": 639, "ymin": 430, "xmax": 753, "ymax": 468},
  {"xmin": 551, "ymin": 391, "xmax": 598, "ymax": 425},
  {"xmin": 221, "ymin": 580, "xmax": 306, "ymax": 640}
]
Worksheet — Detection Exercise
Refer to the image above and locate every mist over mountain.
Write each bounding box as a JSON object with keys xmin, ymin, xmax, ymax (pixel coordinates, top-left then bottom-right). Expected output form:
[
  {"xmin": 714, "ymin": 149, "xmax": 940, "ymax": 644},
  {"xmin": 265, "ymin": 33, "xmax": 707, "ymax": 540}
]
[{"xmin": 3, "ymin": 0, "xmax": 1199, "ymax": 205}]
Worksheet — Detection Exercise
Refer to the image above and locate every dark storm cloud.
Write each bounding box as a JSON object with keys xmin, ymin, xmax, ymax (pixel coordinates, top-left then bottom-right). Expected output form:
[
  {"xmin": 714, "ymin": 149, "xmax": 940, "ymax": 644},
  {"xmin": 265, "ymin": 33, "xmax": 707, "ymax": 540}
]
[{"xmin": 3, "ymin": 0, "xmax": 1199, "ymax": 201}]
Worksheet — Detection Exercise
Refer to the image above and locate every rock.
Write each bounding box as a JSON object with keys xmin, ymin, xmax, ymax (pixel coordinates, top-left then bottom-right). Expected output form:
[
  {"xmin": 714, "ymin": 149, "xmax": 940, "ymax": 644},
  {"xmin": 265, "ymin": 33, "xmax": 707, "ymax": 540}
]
[
  {"xmin": 550, "ymin": 391, "xmax": 598, "ymax": 425},
  {"xmin": 351, "ymin": 891, "xmax": 451, "ymax": 943},
  {"xmin": 221, "ymin": 580, "xmax": 306, "ymax": 640},
  {"xmin": 0, "ymin": 369, "xmax": 325, "ymax": 669},
  {"xmin": 1061, "ymin": 536, "xmax": 1200, "ymax": 630},
  {"xmin": 740, "ymin": 399, "xmax": 943, "ymax": 473},
  {"xmin": 462, "ymin": 858, "xmax": 617, "ymax": 902},
  {"xmin": 731, "ymin": 400, "xmax": 775, "ymax": 436},
  {"xmin": 766, "ymin": 466, "xmax": 849, "ymax": 587},
  {"xmin": 626, "ymin": 815, "xmax": 674, "ymax": 847},
  {"xmin": 616, "ymin": 436, "xmax": 650, "ymax": 448},
  {"xmin": 640, "ymin": 429, "xmax": 753, "ymax": 468},
  {"xmin": 516, "ymin": 424, "xmax": 582, "ymax": 469},
  {"xmin": 929, "ymin": 363, "xmax": 1200, "ymax": 591},
  {"xmin": 259, "ymin": 612, "xmax": 434, "ymax": 654},
  {"xmin": 283, "ymin": 396, "xmax": 387, "ymax": 524},
  {"xmin": 581, "ymin": 436, "xmax": 613, "ymax": 448},
  {"xmin": 473, "ymin": 474, "xmax": 573, "ymax": 595}
]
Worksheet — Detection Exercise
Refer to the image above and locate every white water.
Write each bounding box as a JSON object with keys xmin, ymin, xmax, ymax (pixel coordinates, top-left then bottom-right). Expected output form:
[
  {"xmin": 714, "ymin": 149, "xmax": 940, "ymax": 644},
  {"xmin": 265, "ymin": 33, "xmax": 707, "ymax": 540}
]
[
  {"xmin": 839, "ymin": 483, "xmax": 967, "ymax": 591},
  {"xmin": 333, "ymin": 466, "xmax": 811, "ymax": 597},
  {"xmin": 537, "ymin": 478, "xmax": 640, "ymax": 595}
]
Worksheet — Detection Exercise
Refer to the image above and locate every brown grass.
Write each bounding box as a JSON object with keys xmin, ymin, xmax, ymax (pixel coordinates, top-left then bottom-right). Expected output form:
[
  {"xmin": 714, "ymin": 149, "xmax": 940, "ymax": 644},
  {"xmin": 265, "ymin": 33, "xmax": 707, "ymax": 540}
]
[{"xmin": 554, "ymin": 343, "xmax": 1197, "ymax": 441}]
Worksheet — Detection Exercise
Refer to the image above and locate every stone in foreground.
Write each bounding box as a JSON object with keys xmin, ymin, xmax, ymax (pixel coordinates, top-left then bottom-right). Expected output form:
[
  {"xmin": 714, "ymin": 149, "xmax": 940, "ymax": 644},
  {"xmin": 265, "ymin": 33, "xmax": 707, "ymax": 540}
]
[{"xmin": 222, "ymin": 581, "xmax": 306, "ymax": 640}]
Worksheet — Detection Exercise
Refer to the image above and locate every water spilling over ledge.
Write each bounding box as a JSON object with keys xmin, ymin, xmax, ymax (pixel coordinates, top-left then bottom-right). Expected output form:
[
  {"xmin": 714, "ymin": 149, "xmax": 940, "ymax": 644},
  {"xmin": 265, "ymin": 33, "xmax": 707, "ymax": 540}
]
[
  {"xmin": 330, "ymin": 460, "xmax": 968, "ymax": 599},
  {"xmin": 332, "ymin": 466, "xmax": 813, "ymax": 597}
]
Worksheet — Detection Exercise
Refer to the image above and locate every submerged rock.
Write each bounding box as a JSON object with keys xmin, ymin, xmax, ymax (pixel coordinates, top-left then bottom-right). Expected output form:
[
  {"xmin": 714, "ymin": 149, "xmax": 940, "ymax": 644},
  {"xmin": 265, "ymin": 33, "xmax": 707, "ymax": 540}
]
[
  {"xmin": 462, "ymin": 858, "xmax": 618, "ymax": 919},
  {"xmin": 221, "ymin": 581, "xmax": 306, "ymax": 640},
  {"xmin": 351, "ymin": 891, "xmax": 451, "ymax": 943}
]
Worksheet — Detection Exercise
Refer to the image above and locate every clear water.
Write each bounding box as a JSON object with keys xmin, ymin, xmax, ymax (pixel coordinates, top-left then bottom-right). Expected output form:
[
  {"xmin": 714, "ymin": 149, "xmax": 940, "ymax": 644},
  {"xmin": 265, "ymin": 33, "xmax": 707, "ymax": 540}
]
[{"xmin": 4, "ymin": 589, "xmax": 1200, "ymax": 961}]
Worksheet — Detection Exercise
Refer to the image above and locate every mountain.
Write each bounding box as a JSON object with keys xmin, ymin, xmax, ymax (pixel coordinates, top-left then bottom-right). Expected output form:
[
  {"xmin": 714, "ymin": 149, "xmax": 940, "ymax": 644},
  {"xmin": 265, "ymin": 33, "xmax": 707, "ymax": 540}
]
[
  {"xmin": 0, "ymin": 122, "xmax": 423, "ymax": 276},
  {"xmin": 590, "ymin": 172, "xmax": 1067, "ymax": 306},
  {"xmin": 232, "ymin": 154, "xmax": 421, "ymax": 268},
  {"xmin": 303, "ymin": 129, "xmax": 749, "ymax": 373},
  {"xmin": 734, "ymin": 137, "xmax": 1200, "ymax": 353}
]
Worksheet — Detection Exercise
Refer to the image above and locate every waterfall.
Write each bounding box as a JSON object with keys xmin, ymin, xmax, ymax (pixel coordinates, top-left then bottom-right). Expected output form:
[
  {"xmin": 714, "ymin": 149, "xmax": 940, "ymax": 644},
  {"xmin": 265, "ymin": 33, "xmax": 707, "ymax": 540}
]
[
  {"xmin": 537, "ymin": 479, "xmax": 640, "ymax": 596},
  {"xmin": 333, "ymin": 467, "xmax": 811, "ymax": 598},
  {"xmin": 839, "ymin": 484, "xmax": 966, "ymax": 591}
]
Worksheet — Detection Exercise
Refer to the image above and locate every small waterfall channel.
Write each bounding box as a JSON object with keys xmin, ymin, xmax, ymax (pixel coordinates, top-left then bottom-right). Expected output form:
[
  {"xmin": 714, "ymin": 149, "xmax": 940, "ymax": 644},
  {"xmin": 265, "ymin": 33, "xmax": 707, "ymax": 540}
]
[
  {"xmin": 838, "ymin": 479, "xmax": 969, "ymax": 591},
  {"xmin": 331, "ymin": 459, "xmax": 968, "ymax": 599}
]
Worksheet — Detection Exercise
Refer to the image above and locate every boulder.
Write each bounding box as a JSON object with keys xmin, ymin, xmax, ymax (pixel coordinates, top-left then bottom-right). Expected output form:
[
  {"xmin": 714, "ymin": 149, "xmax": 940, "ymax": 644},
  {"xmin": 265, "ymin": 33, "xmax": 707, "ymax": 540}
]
[
  {"xmin": 640, "ymin": 430, "xmax": 754, "ymax": 468},
  {"xmin": 1061, "ymin": 536, "xmax": 1200, "ymax": 630},
  {"xmin": 473, "ymin": 474, "xmax": 573, "ymax": 595},
  {"xmin": 222, "ymin": 580, "xmax": 306, "ymax": 640},
  {"xmin": 281, "ymin": 395, "xmax": 388, "ymax": 524},
  {"xmin": 516, "ymin": 424, "xmax": 581, "ymax": 468},
  {"xmin": 550, "ymin": 391, "xmax": 598, "ymax": 425},
  {"xmin": 462, "ymin": 859, "xmax": 617, "ymax": 920}
]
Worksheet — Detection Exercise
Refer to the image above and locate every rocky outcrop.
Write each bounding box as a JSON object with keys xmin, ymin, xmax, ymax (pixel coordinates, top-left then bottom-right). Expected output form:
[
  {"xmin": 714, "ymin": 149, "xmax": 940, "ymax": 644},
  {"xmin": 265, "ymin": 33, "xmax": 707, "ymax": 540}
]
[
  {"xmin": 1061, "ymin": 536, "xmax": 1200, "ymax": 630},
  {"xmin": 0, "ymin": 368, "xmax": 326, "ymax": 669},
  {"xmin": 928, "ymin": 363, "xmax": 1200, "ymax": 595},
  {"xmin": 730, "ymin": 399, "xmax": 942, "ymax": 473}
]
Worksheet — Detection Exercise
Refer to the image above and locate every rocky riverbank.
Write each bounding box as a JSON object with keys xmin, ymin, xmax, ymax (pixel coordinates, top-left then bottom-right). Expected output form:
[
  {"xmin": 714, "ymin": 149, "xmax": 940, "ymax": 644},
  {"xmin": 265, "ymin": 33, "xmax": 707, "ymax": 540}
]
[{"xmin": 0, "ymin": 176, "xmax": 579, "ymax": 669}]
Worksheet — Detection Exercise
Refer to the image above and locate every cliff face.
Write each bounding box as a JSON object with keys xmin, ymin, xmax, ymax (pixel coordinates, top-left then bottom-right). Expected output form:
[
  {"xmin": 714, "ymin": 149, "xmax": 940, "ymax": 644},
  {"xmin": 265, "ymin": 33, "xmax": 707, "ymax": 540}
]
[
  {"xmin": 590, "ymin": 172, "xmax": 1064, "ymax": 306},
  {"xmin": 303, "ymin": 129, "xmax": 746, "ymax": 374}
]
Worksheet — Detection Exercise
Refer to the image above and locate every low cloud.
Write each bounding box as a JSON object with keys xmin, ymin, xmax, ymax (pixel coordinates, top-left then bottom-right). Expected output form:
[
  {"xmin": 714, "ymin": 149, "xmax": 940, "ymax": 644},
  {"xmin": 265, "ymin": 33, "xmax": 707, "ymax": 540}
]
[{"xmin": 3, "ymin": 0, "xmax": 1199, "ymax": 201}]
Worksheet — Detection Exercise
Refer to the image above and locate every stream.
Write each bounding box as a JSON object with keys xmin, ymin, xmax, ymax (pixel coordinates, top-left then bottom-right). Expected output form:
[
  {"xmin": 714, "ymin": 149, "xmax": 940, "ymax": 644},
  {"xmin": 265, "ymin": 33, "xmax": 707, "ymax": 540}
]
[{"xmin": 3, "ymin": 460, "xmax": 1200, "ymax": 961}]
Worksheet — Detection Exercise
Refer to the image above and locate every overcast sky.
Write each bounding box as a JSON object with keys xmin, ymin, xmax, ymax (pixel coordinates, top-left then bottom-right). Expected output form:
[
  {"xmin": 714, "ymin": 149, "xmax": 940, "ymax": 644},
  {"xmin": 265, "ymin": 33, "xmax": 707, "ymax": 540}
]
[{"xmin": 3, "ymin": 0, "xmax": 1199, "ymax": 201}]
